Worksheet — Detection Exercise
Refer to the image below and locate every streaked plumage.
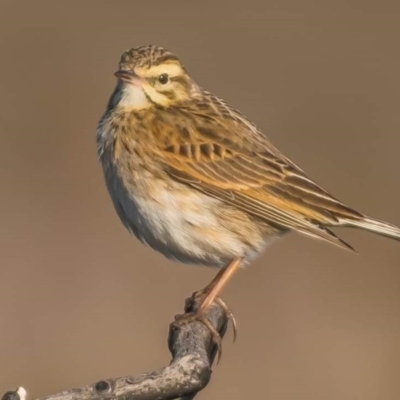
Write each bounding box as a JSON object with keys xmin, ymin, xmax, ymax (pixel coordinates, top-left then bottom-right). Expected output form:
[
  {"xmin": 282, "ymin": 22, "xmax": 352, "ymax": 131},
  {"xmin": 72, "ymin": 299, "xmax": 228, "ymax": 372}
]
[
  {"xmin": 98, "ymin": 45, "xmax": 400, "ymax": 265},
  {"xmin": 97, "ymin": 45, "xmax": 400, "ymax": 352}
]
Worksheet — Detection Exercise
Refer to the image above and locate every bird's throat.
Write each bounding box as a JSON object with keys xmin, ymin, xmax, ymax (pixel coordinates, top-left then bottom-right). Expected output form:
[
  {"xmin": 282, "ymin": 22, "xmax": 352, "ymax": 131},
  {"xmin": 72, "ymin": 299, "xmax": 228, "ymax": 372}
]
[{"xmin": 118, "ymin": 83, "xmax": 151, "ymax": 110}]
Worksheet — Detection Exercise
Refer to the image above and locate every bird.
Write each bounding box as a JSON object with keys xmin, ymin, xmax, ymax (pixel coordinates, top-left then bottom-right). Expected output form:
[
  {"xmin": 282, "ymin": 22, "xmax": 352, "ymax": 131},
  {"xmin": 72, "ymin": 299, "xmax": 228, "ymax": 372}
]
[{"xmin": 97, "ymin": 45, "xmax": 400, "ymax": 355}]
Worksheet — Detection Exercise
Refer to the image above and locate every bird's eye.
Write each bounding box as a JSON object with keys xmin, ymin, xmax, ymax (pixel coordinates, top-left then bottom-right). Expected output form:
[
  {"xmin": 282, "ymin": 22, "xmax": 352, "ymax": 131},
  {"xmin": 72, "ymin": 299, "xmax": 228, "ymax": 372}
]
[{"xmin": 158, "ymin": 73, "xmax": 169, "ymax": 85}]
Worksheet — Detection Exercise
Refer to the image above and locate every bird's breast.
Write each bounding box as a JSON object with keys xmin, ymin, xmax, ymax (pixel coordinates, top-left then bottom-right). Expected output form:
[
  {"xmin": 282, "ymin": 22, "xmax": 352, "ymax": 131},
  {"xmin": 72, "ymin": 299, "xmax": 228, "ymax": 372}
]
[{"xmin": 96, "ymin": 108, "xmax": 274, "ymax": 267}]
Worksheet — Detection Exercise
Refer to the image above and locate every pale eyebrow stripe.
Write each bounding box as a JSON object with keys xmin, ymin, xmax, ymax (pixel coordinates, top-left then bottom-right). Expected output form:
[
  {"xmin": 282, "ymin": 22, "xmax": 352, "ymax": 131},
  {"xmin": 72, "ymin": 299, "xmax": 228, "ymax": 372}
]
[{"xmin": 137, "ymin": 63, "xmax": 183, "ymax": 78}]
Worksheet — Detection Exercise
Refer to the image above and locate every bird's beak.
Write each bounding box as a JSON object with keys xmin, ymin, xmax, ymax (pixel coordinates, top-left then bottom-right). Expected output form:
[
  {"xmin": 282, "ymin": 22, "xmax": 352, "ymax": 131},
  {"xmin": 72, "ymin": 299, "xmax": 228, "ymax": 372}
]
[{"xmin": 114, "ymin": 70, "xmax": 142, "ymax": 85}]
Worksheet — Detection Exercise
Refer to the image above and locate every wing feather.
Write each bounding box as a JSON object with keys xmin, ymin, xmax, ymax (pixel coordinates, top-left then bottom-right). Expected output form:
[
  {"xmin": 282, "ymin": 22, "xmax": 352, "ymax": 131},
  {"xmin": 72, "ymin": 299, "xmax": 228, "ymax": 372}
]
[{"xmin": 152, "ymin": 95, "xmax": 362, "ymax": 251}]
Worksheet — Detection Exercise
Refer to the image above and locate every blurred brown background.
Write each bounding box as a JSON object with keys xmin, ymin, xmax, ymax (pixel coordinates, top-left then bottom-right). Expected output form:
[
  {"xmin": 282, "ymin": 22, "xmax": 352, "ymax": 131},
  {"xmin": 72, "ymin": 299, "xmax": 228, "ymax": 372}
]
[{"xmin": 1, "ymin": 1, "xmax": 400, "ymax": 399}]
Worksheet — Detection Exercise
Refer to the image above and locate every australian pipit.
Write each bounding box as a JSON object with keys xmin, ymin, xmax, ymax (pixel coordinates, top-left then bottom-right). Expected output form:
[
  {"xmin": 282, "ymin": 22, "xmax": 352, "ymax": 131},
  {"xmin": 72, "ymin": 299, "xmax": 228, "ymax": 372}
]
[{"xmin": 97, "ymin": 45, "xmax": 400, "ymax": 355}]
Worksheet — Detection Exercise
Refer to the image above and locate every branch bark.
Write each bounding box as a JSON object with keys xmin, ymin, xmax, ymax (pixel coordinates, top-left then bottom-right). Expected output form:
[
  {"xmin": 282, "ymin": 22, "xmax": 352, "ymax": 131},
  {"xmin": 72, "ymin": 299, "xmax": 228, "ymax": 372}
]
[{"xmin": 1, "ymin": 296, "xmax": 228, "ymax": 400}]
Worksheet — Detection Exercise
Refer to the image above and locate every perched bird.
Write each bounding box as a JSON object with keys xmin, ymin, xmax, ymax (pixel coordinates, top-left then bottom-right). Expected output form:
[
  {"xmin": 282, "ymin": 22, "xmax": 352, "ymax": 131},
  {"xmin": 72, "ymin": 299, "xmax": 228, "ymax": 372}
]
[{"xmin": 97, "ymin": 45, "xmax": 400, "ymax": 352}]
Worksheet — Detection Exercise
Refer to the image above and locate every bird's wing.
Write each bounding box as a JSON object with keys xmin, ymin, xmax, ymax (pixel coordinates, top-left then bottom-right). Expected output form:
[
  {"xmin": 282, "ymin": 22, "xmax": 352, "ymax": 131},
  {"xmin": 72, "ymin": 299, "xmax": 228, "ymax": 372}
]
[{"xmin": 155, "ymin": 97, "xmax": 362, "ymax": 251}]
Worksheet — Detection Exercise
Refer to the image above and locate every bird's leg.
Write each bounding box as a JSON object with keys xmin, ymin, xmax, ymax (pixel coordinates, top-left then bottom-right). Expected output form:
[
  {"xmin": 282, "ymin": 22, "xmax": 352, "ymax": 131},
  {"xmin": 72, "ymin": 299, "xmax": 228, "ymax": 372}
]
[
  {"xmin": 189, "ymin": 261, "xmax": 240, "ymax": 340},
  {"xmin": 175, "ymin": 257, "xmax": 243, "ymax": 362}
]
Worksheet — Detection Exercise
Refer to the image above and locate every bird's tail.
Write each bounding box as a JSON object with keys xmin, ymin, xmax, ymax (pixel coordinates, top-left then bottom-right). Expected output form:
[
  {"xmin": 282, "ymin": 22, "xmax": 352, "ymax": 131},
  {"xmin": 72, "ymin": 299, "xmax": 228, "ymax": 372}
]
[{"xmin": 343, "ymin": 215, "xmax": 400, "ymax": 241}]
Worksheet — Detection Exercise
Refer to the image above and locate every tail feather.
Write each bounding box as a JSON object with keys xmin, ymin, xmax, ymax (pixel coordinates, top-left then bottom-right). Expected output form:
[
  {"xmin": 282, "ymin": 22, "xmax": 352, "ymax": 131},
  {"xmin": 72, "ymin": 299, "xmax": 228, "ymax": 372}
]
[{"xmin": 344, "ymin": 216, "xmax": 400, "ymax": 241}]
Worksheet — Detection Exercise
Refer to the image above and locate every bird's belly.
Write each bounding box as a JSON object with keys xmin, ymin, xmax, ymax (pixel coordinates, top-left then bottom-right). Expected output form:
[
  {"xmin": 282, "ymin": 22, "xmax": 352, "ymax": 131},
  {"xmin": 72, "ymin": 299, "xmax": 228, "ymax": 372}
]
[{"xmin": 113, "ymin": 176, "xmax": 270, "ymax": 267}]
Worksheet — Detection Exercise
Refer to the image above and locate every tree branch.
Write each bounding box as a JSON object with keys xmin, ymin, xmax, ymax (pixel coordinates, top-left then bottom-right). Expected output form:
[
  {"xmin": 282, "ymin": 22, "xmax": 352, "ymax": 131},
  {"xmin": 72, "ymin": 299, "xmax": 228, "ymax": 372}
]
[{"xmin": 1, "ymin": 296, "xmax": 228, "ymax": 400}]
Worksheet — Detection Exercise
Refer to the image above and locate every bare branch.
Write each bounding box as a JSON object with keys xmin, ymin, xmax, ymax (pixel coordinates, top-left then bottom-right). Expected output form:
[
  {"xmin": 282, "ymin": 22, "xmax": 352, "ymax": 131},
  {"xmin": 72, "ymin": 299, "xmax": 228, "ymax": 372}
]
[{"xmin": 1, "ymin": 296, "xmax": 228, "ymax": 400}]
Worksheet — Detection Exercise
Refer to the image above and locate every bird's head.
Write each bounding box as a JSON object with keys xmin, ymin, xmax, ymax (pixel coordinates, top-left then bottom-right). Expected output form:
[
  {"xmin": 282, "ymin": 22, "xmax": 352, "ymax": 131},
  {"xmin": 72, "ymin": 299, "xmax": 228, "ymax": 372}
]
[{"xmin": 110, "ymin": 45, "xmax": 199, "ymax": 110}]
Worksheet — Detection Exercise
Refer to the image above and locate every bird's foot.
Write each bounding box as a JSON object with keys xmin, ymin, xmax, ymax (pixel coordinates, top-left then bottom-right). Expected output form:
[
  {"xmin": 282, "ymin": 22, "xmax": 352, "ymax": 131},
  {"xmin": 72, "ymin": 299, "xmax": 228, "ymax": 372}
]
[{"xmin": 174, "ymin": 290, "xmax": 237, "ymax": 363}]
